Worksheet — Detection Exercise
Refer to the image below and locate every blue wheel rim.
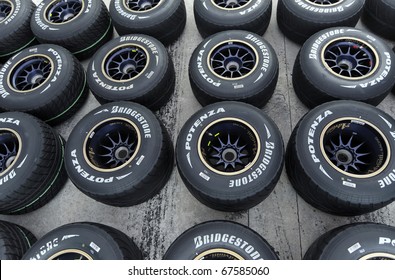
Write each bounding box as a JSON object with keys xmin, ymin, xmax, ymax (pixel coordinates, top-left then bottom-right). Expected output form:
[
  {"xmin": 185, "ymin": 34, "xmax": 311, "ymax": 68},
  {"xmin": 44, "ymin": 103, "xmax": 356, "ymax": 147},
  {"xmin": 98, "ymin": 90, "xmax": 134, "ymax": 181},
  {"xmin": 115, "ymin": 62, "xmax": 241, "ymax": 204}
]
[
  {"xmin": 105, "ymin": 46, "xmax": 147, "ymax": 81},
  {"xmin": 125, "ymin": 0, "xmax": 161, "ymax": 11},
  {"xmin": 322, "ymin": 120, "xmax": 388, "ymax": 176},
  {"xmin": 46, "ymin": 0, "xmax": 83, "ymax": 24},
  {"xmin": 200, "ymin": 120, "xmax": 258, "ymax": 173},
  {"xmin": 86, "ymin": 120, "xmax": 138, "ymax": 170},
  {"xmin": 324, "ymin": 39, "xmax": 376, "ymax": 79},
  {"xmin": 0, "ymin": 1, "xmax": 12, "ymax": 23},
  {"xmin": 307, "ymin": 0, "xmax": 342, "ymax": 5},
  {"xmin": 0, "ymin": 131, "xmax": 18, "ymax": 174},
  {"xmin": 210, "ymin": 41, "xmax": 256, "ymax": 79},
  {"xmin": 213, "ymin": 0, "xmax": 250, "ymax": 9},
  {"xmin": 10, "ymin": 56, "xmax": 52, "ymax": 92}
]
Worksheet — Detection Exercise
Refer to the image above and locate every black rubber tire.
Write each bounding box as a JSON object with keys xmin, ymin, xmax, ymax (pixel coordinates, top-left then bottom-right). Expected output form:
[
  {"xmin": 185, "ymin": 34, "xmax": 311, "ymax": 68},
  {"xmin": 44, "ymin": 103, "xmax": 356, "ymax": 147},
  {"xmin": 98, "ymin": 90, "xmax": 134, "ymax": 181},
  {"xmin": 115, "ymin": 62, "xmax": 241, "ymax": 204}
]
[
  {"xmin": 31, "ymin": 0, "xmax": 113, "ymax": 60},
  {"xmin": 304, "ymin": 223, "xmax": 395, "ymax": 260},
  {"xmin": 363, "ymin": 0, "xmax": 395, "ymax": 41},
  {"xmin": 286, "ymin": 100, "xmax": 395, "ymax": 216},
  {"xmin": 163, "ymin": 220, "xmax": 279, "ymax": 260},
  {"xmin": 176, "ymin": 101, "xmax": 284, "ymax": 212},
  {"xmin": 22, "ymin": 222, "xmax": 142, "ymax": 260},
  {"xmin": 194, "ymin": 0, "xmax": 272, "ymax": 38},
  {"xmin": 0, "ymin": 44, "xmax": 89, "ymax": 125},
  {"xmin": 293, "ymin": 27, "xmax": 395, "ymax": 109},
  {"xmin": 87, "ymin": 35, "xmax": 175, "ymax": 111},
  {"xmin": 0, "ymin": 0, "xmax": 36, "ymax": 63},
  {"xmin": 0, "ymin": 220, "xmax": 36, "ymax": 260},
  {"xmin": 189, "ymin": 30, "xmax": 279, "ymax": 108},
  {"xmin": 0, "ymin": 112, "xmax": 67, "ymax": 215},
  {"xmin": 110, "ymin": 0, "xmax": 186, "ymax": 46},
  {"xmin": 277, "ymin": 0, "xmax": 365, "ymax": 44},
  {"xmin": 65, "ymin": 101, "xmax": 174, "ymax": 207}
]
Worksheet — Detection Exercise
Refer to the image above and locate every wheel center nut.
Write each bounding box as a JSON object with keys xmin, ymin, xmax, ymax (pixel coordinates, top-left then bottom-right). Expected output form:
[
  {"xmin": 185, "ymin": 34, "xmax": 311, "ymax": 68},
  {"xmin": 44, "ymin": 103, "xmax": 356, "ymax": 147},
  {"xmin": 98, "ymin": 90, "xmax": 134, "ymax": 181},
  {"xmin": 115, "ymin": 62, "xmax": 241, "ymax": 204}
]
[
  {"xmin": 336, "ymin": 149, "xmax": 353, "ymax": 165},
  {"xmin": 5, "ymin": 156, "xmax": 15, "ymax": 168},
  {"xmin": 226, "ymin": 61, "xmax": 240, "ymax": 72},
  {"xmin": 338, "ymin": 59, "xmax": 354, "ymax": 71},
  {"xmin": 222, "ymin": 148, "xmax": 237, "ymax": 162},
  {"xmin": 115, "ymin": 147, "xmax": 130, "ymax": 160}
]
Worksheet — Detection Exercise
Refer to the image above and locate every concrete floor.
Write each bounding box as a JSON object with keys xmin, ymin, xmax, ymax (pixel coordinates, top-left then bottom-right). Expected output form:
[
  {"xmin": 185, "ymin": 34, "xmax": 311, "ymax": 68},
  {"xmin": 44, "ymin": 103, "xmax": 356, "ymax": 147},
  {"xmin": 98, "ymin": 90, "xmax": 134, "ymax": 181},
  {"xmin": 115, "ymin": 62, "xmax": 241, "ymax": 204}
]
[{"xmin": 1, "ymin": 0, "xmax": 394, "ymax": 260}]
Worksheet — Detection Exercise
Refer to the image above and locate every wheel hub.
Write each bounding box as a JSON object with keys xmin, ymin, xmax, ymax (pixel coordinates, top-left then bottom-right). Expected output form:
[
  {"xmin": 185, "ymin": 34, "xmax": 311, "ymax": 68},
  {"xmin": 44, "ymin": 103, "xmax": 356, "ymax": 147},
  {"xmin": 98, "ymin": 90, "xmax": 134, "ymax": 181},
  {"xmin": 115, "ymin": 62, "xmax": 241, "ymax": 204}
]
[
  {"xmin": 126, "ymin": 0, "xmax": 161, "ymax": 11},
  {"xmin": 307, "ymin": 0, "xmax": 343, "ymax": 5},
  {"xmin": 46, "ymin": 0, "xmax": 83, "ymax": 24},
  {"xmin": 213, "ymin": 0, "xmax": 250, "ymax": 9}
]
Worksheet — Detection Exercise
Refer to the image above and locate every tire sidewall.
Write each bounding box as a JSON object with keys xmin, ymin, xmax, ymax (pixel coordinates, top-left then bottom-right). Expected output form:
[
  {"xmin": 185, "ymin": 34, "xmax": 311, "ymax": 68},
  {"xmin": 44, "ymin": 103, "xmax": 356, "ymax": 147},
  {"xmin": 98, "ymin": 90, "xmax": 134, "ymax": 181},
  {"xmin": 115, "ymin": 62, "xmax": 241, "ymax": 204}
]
[
  {"xmin": 87, "ymin": 35, "xmax": 169, "ymax": 101},
  {"xmin": 189, "ymin": 30, "xmax": 278, "ymax": 100},
  {"xmin": 294, "ymin": 101, "xmax": 395, "ymax": 202},
  {"xmin": 300, "ymin": 28, "xmax": 395, "ymax": 100},
  {"xmin": 194, "ymin": 0, "xmax": 271, "ymax": 25},
  {"xmin": 176, "ymin": 102, "xmax": 283, "ymax": 199},
  {"xmin": 65, "ymin": 102, "xmax": 164, "ymax": 196},
  {"xmin": 164, "ymin": 221, "xmax": 278, "ymax": 260},
  {"xmin": 22, "ymin": 223, "xmax": 125, "ymax": 260},
  {"xmin": 0, "ymin": 44, "xmax": 73, "ymax": 111}
]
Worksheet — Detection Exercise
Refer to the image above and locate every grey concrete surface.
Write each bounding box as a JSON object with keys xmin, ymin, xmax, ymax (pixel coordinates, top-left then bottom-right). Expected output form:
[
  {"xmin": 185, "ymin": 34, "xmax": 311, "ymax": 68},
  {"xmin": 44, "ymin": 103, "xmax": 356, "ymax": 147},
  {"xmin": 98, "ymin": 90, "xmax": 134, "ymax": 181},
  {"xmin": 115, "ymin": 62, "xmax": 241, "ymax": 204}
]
[{"xmin": 1, "ymin": 0, "xmax": 394, "ymax": 260}]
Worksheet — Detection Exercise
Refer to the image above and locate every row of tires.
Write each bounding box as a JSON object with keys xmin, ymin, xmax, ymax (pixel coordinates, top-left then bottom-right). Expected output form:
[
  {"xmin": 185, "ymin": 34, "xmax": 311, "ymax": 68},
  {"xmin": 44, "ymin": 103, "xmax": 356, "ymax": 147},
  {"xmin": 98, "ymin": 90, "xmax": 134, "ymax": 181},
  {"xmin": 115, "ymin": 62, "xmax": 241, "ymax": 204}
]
[
  {"xmin": 2, "ymin": 0, "xmax": 394, "ymax": 62},
  {"xmin": 0, "ymin": 99, "xmax": 395, "ymax": 216},
  {"xmin": 1, "ymin": 219, "xmax": 395, "ymax": 260},
  {"xmin": 1, "ymin": 26, "xmax": 394, "ymax": 126}
]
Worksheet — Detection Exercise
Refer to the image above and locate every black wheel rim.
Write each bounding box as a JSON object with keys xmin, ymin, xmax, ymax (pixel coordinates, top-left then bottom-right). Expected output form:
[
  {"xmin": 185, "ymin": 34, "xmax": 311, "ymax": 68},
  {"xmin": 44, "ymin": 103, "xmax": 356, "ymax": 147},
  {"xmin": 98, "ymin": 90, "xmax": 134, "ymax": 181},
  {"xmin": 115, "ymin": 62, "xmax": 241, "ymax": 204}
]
[
  {"xmin": 199, "ymin": 119, "xmax": 259, "ymax": 174},
  {"xmin": 52, "ymin": 252, "xmax": 90, "ymax": 260},
  {"xmin": 307, "ymin": 0, "xmax": 342, "ymax": 5},
  {"xmin": 0, "ymin": 131, "xmax": 19, "ymax": 174},
  {"xmin": 197, "ymin": 252, "xmax": 241, "ymax": 260},
  {"xmin": 105, "ymin": 46, "xmax": 148, "ymax": 81},
  {"xmin": 0, "ymin": 1, "xmax": 12, "ymax": 23},
  {"xmin": 213, "ymin": 0, "xmax": 250, "ymax": 9},
  {"xmin": 10, "ymin": 56, "xmax": 52, "ymax": 92},
  {"xmin": 210, "ymin": 41, "xmax": 257, "ymax": 79},
  {"xmin": 324, "ymin": 39, "xmax": 376, "ymax": 79},
  {"xmin": 46, "ymin": 0, "xmax": 83, "ymax": 24},
  {"xmin": 322, "ymin": 119, "xmax": 389, "ymax": 177},
  {"xmin": 125, "ymin": 0, "xmax": 161, "ymax": 11},
  {"xmin": 85, "ymin": 119, "xmax": 139, "ymax": 171}
]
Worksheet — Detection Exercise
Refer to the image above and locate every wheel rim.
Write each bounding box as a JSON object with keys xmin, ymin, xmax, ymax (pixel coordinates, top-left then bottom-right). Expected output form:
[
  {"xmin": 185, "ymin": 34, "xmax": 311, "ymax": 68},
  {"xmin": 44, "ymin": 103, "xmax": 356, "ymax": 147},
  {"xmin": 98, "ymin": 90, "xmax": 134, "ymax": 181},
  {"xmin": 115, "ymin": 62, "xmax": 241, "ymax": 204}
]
[
  {"xmin": 198, "ymin": 118, "xmax": 260, "ymax": 176},
  {"xmin": 209, "ymin": 41, "xmax": 257, "ymax": 80},
  {"xmin": 0, "ymin": 130, "xmax": 20, "ymax": 176},
  {"xmin": 306, "ymin": 0, "xmax": 343, "ymax": 5},
  {"xmin": 0, "ymin": 1, "xmax": 12, "ymax": 23},
  {"xmin": 212, "ymin": 0, "xmax": 251, "ymax": 9},
  {"xmin": 104, "ymin": 45, "xmax": 148, "ymax": 82},
  {"xmin": 124, "ymin": 0, "xmax": 161, "ymax": 12},
  {"xmin": 194, "ymin": 249, "xmax": 244, "ymax": 260},
  {"xmin": 320, "ymin": 118, "xmax": 390, "ymax": 178},
  {"xmin": 48, "ymin": 249, "xmax": 93, "ymax": 260},
  {"xmin": 323, "ymin": 38, "xmax": 378, "ymax": 80},
  {"xmin": 359, "ymin": 253, "xmax": 395, "ymax": 260},
  {"xmin": 46, "ymin": 0, "xmax": 83, "ymax": 24},
  {"xmin": 84, "ymin": 118, "xmax": 140, "ymax": 172},
  {"xmin": 9, "ymin": 55, "xmax": 52, "ymax": 92}
]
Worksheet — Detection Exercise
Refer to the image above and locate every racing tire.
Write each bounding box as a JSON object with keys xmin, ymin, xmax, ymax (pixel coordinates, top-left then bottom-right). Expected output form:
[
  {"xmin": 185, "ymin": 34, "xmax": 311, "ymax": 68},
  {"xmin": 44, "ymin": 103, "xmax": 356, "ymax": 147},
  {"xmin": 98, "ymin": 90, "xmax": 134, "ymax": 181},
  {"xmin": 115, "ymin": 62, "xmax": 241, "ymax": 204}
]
[
  {"xmin": 176, "ymin": 101, "xmax": 284, "ymax": 212},
  {"xmin": 87, "ymin": 35, "xmax": 175, "ymax": 111},
  {"xmin": 363, "ymin": 0, "xmax": 395, "ymax": 41},
  {"xmin": 65, "ymin": 101, "xmax": 174, "ymax": 207},
  {"xmin": 286, "ymin": 100, "xmax": 395, "ymax": 216},
  {"xmin": 22, "ymin": 222, "xmax": 142, "ymax": 260},
  {"xmin": 293, "ymin": 27, "xmax": 395, "ymax": 108},
  {"xmin": 189, "ymin": 30, "xmax": 279, "ymax": 108}
]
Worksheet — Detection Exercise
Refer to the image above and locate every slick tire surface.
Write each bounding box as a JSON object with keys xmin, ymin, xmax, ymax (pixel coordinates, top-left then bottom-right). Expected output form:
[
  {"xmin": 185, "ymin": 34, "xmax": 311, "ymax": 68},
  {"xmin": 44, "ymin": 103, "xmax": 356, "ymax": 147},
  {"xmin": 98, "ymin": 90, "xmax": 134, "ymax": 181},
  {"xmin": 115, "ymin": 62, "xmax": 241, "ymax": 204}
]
[
  {"xmin": 22, "ymin": 222, "xmax": 142, "ymax": 260},
  {"xmin": 277, "ymin": 0, "xmax": 365, "ymax": 44},
  {"xmin": 0, "ymin": 0, "xmax": 36, "ymax": 63},
  {"xmin": 0, "ymin": 221, "xmax": 36, "ymax": 260},
  {"xmin": 164, "ymin": 220, "xmax": 279, "ymax": 260},
  {"xmin": 293, "ymin": 27, "xmax": 395, "ymax": 108},
  {"xmin": 31, "ymin": 0, "xmax": 113, "ymax": 60},
  {"xmin": 194, "ymin": 0, "xmax": 272, "ymax": 38},
  {"xmin": 286, "ymin": 101, "xmax": 395, "ymax": 216},
  {"xmin": 88, "ymin": 35, "xmax": 175, "ymax": 111},
  {"xmin": 189, "ymin": 30, "xmax": 279, "ymax": 108},
  {"xmin": 0, "ymin": 44, "xmax": 88, "ymax": 125},
  {"xmin": 0, "ymin": 112, "xmax": 67, "ymax": 215},
  {"xmin": 65, "ymin": 102, "xmax": 174, "ymax": 207},
  {"xmin": 110, "ymin": 0, "xmax": 186, "ymax": 46},
  {"xmin": 176, "ymin": 102, "xmax": 284, "ymax": 212},
  {"xmin": 304, "ymin": 223, "xmax": 395, "ymax": 260},
  {"xmin": 363, "ymin": 0, "xmax": 395, "ymax": 41}
]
